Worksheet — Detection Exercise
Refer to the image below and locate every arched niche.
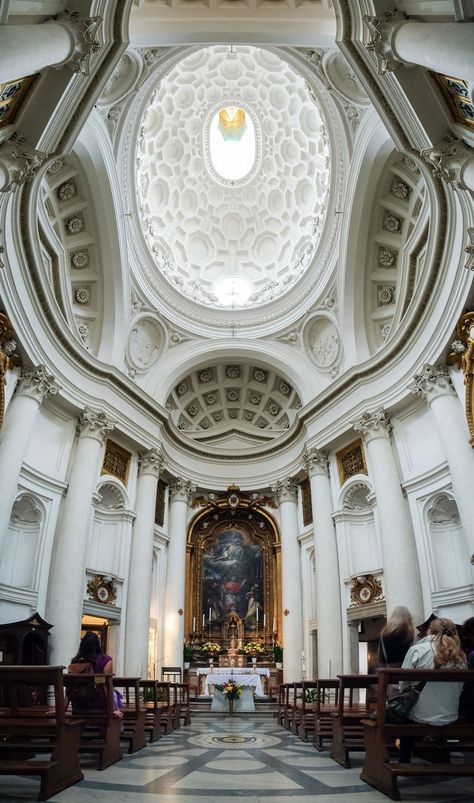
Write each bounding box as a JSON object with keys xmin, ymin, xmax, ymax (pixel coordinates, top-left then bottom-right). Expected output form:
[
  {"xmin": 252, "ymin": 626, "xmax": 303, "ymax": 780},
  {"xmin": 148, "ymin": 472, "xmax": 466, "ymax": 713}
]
[
  {"xmin": 333, "ymin": 476, "xmax": 381, "ymax": 583},
  {"xmin": 425, "ymin": 492, "xmax": 470, "ymax": 591},
  {"xmin": 1, "ymin": 494, "xmax": 43, "ymax": 589},
  {"xmin": 185, "ymin": 491, "xmax": 281, "ymax": 651}
]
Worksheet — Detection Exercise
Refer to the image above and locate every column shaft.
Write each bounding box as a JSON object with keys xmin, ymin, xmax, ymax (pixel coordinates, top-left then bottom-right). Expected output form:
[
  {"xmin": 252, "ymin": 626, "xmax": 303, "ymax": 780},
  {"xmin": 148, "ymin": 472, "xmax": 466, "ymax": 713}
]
[
  {"xmin": 0, "ymin": 24, "xmax": 73, "ymax": 83},
  {"xmin": 411, "ymin": 365, "xmax": 474, "ymax": 553},
  {"xmin": 0, "ymin": 366, "xmax": 59, "ymax": 556},
  {"xmin": 163, "ymin": 480, "xmax": 194, "ymax": 668},
  {"xmin": 305, "ymin": 450, "xmax": 343, "ymax": 677},
  {"xmin": 393, "ymin": 22, "xmax": 474, "ymax": 80},
  {"xmin": 124, "ymin": 449, "xmax": 162, "ymax": 677},
  {"xmin": 273, "ymin": 479, "xmax": 303, "ymax": 683},
  {"xmin": 46, "ymin": 409, "xmax": 114, "ymax": 666},
  {"xmin": 354, "ymin": 411, "xmax": 423, "ymax": 621}
]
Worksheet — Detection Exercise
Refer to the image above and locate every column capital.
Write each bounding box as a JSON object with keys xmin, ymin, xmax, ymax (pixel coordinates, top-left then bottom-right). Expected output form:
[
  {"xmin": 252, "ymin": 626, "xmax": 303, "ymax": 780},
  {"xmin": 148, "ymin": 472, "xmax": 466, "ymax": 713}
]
[
  {"xmin": 55, "ymin": 12, "xmax": 102, "ymax": 76},
  {"xmin": 420, "ymin": 131, "xmax": 474, "ymax": 192},
  {"xmin": 271, "ymin": 477, "xmax": 298, "ymax": 503},
  {"xmin": 169, "ymin": 477, "xmax": 196, "ymax": 502},
  {"xmin": 353, "ymin": 409, "xmax": 392, "ymax": 442},
  {"xmin": 409, "ymin": 364, "xmax": 456, "ymax": 403},
  {"xmin": 77, "ymin": 407, "xmax": 115, "ymax": 443},
  {"xmin": 303, "ymin": 447, "xmax": 329, "ymax": 478},
  {"xmin": 362, "ymin": 10, "xmax": 406, "ymax": 76},
  {"xmin": 16, "ymin": 364, "xmax": 61, "ymax": 404},
  {"xmin": 138, "ymin": 447, "xmax": 165, "ymax": 478},
  {"xmin": 0, "ymin": 134, "xmax": 48, "ymax": 193}
]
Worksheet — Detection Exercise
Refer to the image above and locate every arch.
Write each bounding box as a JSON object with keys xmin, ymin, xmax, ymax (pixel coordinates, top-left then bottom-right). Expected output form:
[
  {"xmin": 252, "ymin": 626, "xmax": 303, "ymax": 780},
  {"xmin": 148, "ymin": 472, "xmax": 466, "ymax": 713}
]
[
  {"xmin": 338, "ymin": 475, "xmax": 374, "ymax": 512},
  {"xmin": 424, "ymin": 491, "xmax": 470, "ymax": 590},
  {"xmin": 95, "ymin": 479, "xmax": 129, "ymax": 512}
]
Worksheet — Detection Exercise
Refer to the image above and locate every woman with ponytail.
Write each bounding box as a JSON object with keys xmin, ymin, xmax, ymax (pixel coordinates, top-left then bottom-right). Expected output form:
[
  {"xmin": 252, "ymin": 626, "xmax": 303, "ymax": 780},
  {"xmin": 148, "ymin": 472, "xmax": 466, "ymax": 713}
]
[{"xmin": 398, "ymin": 617, "xmax": 466, "ymax": 762}]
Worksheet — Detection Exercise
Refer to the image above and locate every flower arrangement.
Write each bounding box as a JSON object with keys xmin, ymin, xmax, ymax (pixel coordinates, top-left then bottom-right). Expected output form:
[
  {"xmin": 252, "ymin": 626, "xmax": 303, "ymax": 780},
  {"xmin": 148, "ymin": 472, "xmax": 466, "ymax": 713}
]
[
  {"xmin": 216, "ymin": 680, "xmax": 243, "ymax": 701},
  {"xmin": 200, "ymin": 641, "xmax": 221, "ymax": 654},
  {"xmin": 273, "ymin": 642, "xmax": 283, "ymax": 664},
  {"xmin": 243, "ymin": 642, "xmax": 265, "ymax": 655},
  {"xmin": 183, "ymin": 642, "xmax": 195, "ymax": 662}
]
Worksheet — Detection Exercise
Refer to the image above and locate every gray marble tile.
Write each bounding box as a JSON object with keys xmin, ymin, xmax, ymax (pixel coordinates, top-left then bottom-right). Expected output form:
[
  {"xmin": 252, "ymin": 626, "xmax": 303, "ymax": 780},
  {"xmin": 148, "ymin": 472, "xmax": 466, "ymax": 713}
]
[{"xmin": 171, "ymin": 768, "xmax": 303, "ymax": 790}]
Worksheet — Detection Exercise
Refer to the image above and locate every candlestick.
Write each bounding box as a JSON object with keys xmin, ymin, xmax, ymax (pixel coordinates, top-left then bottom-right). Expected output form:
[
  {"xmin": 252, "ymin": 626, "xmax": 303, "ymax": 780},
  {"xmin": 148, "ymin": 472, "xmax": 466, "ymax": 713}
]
[
  {"xmin": 209, "ymin": 607, "xmax": 212, "ymax": 621},
  {"xmin": 192, "ymin": 617, "xmax": 196, "ymax": 633},
  {"xmin": 256, "ymin": 606, "xmax": 259, "ymax": 623},
  {"xmin": 263, "ymin": 613, "xmax": 266, "ymax": 628},
  {"xmin": 202, "ymin": 614, "xmax": 205, "ymax": 628},
  {"xmin": 272, "ymin": 617, "xmax": 276, "ymax": 633}
]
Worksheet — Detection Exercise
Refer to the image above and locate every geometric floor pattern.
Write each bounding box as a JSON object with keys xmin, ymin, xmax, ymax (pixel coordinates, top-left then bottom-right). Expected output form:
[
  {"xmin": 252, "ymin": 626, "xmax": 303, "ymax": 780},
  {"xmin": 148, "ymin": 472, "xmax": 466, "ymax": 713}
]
[{"xmin": 1, "ymin": 717, "xmax": 473, "ymax": 802}]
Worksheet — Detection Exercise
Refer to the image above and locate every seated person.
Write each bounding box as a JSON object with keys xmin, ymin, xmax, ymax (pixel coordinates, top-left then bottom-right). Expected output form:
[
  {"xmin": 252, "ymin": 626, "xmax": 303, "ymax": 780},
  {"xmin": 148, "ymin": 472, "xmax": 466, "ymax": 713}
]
[{"xmin": 68, "ymin": 632, "xmax": 122, "ymax": 716}]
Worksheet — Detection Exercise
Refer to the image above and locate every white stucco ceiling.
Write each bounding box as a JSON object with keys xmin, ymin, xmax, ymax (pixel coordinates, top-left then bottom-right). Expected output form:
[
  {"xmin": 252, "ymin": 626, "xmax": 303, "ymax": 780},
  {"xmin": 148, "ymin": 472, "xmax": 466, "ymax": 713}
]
[{"xmin": 135, "ymin": 45, "xmax": 330, "ymax": 309}]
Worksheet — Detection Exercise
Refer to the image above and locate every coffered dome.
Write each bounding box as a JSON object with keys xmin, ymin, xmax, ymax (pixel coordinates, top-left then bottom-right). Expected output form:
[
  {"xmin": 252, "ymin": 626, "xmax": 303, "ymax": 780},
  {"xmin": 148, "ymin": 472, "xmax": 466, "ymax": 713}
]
[
  {"xmin": 135, "ymin": 46, "xmax": 330, "ymax": 310},
  {"xmin": 166, "ymin": 362, "xmax": 302, "ymax": 446}
]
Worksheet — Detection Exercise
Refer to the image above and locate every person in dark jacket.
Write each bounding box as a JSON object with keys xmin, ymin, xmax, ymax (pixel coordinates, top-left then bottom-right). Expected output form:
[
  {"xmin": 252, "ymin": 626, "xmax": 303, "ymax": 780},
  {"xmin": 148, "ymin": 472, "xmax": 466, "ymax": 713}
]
[{"xmin": 378, "ymin": 606, "xmax": 414, "ymax": 667}]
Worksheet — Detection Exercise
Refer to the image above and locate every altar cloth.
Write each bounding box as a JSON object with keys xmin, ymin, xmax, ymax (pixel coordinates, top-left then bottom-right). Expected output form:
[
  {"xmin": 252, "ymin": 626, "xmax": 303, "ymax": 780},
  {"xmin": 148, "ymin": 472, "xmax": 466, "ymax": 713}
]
[{"xmin": 203, "ymin": 671, "xmax": 265, "ymax": 697}]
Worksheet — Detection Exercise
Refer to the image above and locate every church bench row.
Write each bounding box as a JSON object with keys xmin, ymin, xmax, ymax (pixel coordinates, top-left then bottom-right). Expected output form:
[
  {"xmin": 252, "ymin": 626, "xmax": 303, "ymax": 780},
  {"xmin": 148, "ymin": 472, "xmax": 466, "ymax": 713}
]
[
  {"xmin": 360, "ymin": 668, "xmax": 474, "ymax": 801},
  {"xmin": 0, "ymin": 667, "xmax": 191, "ymax": 800}
]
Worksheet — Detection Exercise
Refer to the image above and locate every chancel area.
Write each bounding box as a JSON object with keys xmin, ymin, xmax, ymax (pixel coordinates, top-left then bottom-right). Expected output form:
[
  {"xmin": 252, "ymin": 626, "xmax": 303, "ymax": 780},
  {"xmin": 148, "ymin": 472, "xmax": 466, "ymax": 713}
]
[{"xmin": 0, "ymin": 1, "xmax": 474, "ymax": 801}]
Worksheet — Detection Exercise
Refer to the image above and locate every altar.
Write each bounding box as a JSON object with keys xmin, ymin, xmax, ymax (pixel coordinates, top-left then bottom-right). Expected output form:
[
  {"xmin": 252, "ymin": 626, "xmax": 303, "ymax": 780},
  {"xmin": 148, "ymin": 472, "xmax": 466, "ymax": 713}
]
[{"xmin": 197, "ymin": 666, "xmax": 270, "ymax": 697}]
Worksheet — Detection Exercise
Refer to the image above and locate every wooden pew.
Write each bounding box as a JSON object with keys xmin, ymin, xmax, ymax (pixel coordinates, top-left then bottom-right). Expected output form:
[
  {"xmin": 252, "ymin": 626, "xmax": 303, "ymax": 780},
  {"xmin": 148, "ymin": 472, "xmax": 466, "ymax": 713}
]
[
  {"xmin": 63, "ymin": 672, "xmax": 122, "ymax": 770},
  {"xmin": 279, "ymin": 683, "xmax": 293, "ymax": 730},
  {"xmin": 298, "ymin": 681, "xmax": 318, "ymax": 741},
  {"xmin": 313, "ymin": 679, "xmax": 339, "ymax": 751},
  {"xmin": 112, "ymin": 677, "xmax": 147, "ymax": 753},
  {"xmin": 154, "ymin": 681, "xmax": 174, "ymax": 734},
  {"xmin": 360, "ymin": 668, "xmax": 474, "ymax": 800},
  {"xmin": 139, "ymin": 680, "xmax": 163, "ymax": 742},
  {"xmin": 290, "ymin": 682, "xmax": 303, "ymax": 735},
  {"xmin": 277, "ymin": 683, "xmax": 288, "ymax": 727},
  {"xmin": 177, "ymin": 683, "xmax": 191, "ymax": 726},
  {"xmin": 0, "ymin": 666, "xmax": 84, "ymax": 801},
  {"xmin": 330, "ymin": 674, "xmax": 378, "ymax": 768},
  {"xmin": 169, "ymin": 682, "xmax": 181, "ymax": 730}
]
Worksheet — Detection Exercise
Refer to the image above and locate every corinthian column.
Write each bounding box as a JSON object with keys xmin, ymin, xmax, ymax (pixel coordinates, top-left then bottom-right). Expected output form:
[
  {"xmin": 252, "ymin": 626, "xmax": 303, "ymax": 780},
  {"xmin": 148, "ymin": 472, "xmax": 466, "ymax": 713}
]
[
  {"xmin": 353, "ymin": 410, "xmax": 423, "ymax": 620},
  {"xmin": 0, "ymin": 365, "xmax": 60, "ymax": 555},
  {"xmin": 163, "ymin": 478, "xmax": 195, "ymax": 668},
  {"xmin": 0, "ymin": 12, "xmax": 102, "ymax": 83},
  {"xmin": 410, "ymin": 365, "xmax": 474, "ymax": 552},
  {"xmin": 124, "ymin": 447, "xmax": 164, "ymax": 677},
  {"xmin": 303, "ymin": 448, "xmax": 342, "ymax": 677},
  {"xmin": 47, "ymin": 408, "xmax": 115, "ymax": 665},
  {"xmin": 271, "ymin": 478, "xmax": 303, "ymax": 682},
  {"xmin": 364, "ymin": 12, "xmax": 474, "ymax": 80}
]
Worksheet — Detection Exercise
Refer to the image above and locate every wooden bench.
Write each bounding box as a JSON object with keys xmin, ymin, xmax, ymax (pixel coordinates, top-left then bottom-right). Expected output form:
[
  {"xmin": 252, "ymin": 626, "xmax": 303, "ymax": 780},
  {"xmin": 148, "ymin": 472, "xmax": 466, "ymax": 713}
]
[
  {"xmin": 177, "ymin": 683, "xmax": 191, "ymax": 726},
  {"xmin": 63, "ymin": 672, "xmax": 122, "ymax": 770},
  {"xmin": 277, "ymin": 683, "xmax": 289, "ymax": 727},
  {"xmin": 360, "ymin": 668, "xmax": 474, "ymax": 800},
  {"xmin": 313, "ymin": 679, "xmax": 340, "ymax": 751},
  {"xmin": 139, "ymin": 680, "xmax": 165, "ymax": 742},
  {"xmin": 0, "ymin": 665, "xmax": 84, "ymax": 801},
  {"xmin": 330, "ymin": 674, "xmax": 378, "ymax": 768},
  {"xmin": 169, "ymin": 682, "xmax": 181, "ymax": 730},
  {"xmin": 289, "ymin": 682, "xmax": 303, "ymax": 735},
  {"xmin": 298, "ymin": 681, "xmax": 318, "ymax": 741},
  {"xmin": 112, "ymin": 677, "xmax": 147, "ymax": 753}
]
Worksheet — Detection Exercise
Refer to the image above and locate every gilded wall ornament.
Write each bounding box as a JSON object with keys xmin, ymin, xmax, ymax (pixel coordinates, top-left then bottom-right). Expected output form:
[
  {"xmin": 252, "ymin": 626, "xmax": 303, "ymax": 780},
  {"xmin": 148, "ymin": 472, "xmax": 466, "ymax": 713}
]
[
  {"xmin": 86, "ymin": 574, "xmax": 117, "ymax": 605},
  {"xmin": 102, "ymin": 440, "xmax": 132, "ymax": 484},
  {"xmin": 350, "ymin": 574, "xmax": 383, "ymax": 606},
  {"xmin": 336, "ymin": 441, "xmax": 367, "ymax": 484}
]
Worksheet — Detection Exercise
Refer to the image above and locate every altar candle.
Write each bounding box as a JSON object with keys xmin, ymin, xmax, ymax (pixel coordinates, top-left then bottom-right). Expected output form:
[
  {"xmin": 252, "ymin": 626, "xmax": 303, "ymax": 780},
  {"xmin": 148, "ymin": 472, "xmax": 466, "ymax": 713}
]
[
  {"xmin": 263, "ymin": 614, "xmax": 266, "ymax": 628},
  {"xmin": 209, "ymin": 607, "xmax": 212, "ymax": 621},
  {"xmin": 256, "ymin": 606, "xmax": 259, "ymax": 623},
  {"xmin": 192, "ymin": 617, "xmax": 196, "ymax": 632},
  {"xmin": 202, "ymin": 614, "xmax": 205, "ymax": 628},
  {"xmin": 272, "ymin": 617, "xmax": 276, "ymax": 633}
]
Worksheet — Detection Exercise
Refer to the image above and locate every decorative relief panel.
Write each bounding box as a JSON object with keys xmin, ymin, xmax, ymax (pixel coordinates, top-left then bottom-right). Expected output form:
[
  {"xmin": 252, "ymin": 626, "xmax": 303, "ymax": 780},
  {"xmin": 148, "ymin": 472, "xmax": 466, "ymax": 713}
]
[
  {"xmin": 154, "ymin": 478, "xmax": 167, "ymax": 527},
  {"xmin": 126, "ymin": 314, "xmax": 165, "ymax": 375},
  {"xmin": 303, "ymin": 313, "xmax": 341, "ymax": 373},
  {"xmin": 0, "ymin": 74, "xmax": 37, "ymax": 130},
  {"xmin": 101, "ymin": 440, "xmax": 131, "ymax": 485},
  {"xmin": 434, "ymin": 73, "xmax": 474, "ymax": 130},
  {"xmin": 301, "ymin": 477, "xmax": 313, "ymax": 526},
  {"xmin": 336, "ymin": 440, "xmax": 367, "ymax": 485}
]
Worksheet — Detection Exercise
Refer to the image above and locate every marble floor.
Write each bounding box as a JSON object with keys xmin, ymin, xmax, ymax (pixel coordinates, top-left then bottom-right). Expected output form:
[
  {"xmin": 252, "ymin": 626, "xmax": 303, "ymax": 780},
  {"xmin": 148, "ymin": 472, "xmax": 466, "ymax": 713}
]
[{"xmin": 1, "ymin": 717, "xmax": 473, "ymax": 803}]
